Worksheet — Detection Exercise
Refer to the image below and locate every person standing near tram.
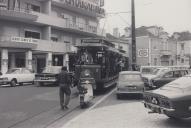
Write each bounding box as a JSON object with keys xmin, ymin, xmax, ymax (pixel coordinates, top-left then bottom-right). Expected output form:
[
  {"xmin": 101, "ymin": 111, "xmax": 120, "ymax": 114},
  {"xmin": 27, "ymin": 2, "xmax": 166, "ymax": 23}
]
[{"xmin": 58, "ymin": 66, "xmax": 72, "ymax": 110}]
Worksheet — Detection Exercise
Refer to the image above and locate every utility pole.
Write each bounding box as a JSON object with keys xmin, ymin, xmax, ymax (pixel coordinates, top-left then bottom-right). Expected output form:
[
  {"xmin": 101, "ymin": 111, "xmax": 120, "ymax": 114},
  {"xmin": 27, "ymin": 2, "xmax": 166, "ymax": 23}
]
[{"xmin": 131, "ymin": 0, "xmax": 136, "ymax": 70}]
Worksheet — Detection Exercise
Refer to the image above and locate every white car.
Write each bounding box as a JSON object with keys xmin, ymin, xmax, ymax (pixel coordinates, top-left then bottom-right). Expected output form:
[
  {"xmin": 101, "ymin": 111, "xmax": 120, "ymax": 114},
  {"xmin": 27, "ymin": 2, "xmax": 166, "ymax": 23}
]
[
  {"xmin": 116, "ymin": 71, "xmax": 145, "ymax": 99},
  {"xmin": 0, "ymin": 68, "xmax": 35, "ymax": 87}
]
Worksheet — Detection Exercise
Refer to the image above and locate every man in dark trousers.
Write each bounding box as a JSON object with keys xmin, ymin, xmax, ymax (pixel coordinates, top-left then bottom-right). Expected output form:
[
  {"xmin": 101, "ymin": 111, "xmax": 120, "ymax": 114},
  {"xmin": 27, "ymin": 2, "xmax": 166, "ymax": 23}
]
[{"xmin": 58, "ymin": 66, "xmax": 72, "ymax": 110}]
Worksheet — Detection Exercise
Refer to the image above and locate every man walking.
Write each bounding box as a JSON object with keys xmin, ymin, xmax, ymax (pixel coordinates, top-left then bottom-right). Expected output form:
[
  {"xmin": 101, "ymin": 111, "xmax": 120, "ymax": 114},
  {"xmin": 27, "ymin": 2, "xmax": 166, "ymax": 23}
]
[{"xmin": 58, "ymin": 66, "xmax": 72, "ymax": 110}]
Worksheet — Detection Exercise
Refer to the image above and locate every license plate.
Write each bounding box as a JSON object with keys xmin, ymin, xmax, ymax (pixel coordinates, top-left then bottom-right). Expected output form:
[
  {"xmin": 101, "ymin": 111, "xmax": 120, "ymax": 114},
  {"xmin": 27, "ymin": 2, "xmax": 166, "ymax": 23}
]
[
  {"xmin": 41, "ymin": 77, "xmax": 48, "ymax": 80},
  {"xmin": 128, "ymin": 86, "xmax": 137, "ymax": 89}
]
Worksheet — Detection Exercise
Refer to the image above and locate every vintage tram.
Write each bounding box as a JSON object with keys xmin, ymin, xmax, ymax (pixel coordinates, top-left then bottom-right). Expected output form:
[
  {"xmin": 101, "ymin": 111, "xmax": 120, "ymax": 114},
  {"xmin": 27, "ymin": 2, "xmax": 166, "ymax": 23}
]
[{"xmin": 74, "ymin": 38, "xmax": 129, "ymax": 91}]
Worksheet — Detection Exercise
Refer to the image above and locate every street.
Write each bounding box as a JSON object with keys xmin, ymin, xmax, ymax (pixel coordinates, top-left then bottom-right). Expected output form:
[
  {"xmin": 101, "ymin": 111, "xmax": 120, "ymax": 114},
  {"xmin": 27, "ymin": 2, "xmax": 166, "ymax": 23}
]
[
  {"xmin": 1, "ymin": 84, "xmax": 191, "ymax": 128},
  {"xmin": 0, "ymin": 84, "xmax": 112, "ymax": 128}
]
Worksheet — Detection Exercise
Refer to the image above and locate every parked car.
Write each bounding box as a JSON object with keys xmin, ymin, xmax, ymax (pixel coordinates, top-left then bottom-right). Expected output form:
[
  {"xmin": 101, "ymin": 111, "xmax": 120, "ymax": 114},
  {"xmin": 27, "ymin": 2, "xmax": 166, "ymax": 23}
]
[
  {"xmin": 0, "ymin": 68, "xmax": 35, "ymax": 87},
  {"xmin": 150, "ymin": 69, "xmax": 190, "ymax": 89},
  {"xmin": 116, "ymin": 71, "xmax": 145, "ymax": 99},
  {"xmin": 142, "ymin": 67, "xmax": 169, "ymax": 90},
  {"xmin": 34, "ymin": 66, "xmax": 62, "ymax": 86},
  {"xmin": 143, "ymin": 74, "xmax": 191, "ymax": 119}
]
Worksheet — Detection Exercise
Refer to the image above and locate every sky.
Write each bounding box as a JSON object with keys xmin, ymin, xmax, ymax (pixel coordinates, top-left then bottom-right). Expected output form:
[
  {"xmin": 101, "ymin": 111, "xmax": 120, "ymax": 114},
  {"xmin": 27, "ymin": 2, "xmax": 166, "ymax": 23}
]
[{"xmin": 100, "ymin": 0, "xmax": 191, "ymax": 35}]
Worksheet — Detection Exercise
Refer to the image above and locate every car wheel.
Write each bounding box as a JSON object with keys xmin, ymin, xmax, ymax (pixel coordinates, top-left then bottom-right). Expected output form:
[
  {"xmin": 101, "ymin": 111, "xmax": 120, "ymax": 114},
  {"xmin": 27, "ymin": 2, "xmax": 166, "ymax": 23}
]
[
  {"xmin": 36, "ymin": 82, "xmax": 44, "ymax": 86},
  {"xmin": 19, "ymin": 83, "xmax": 23, "ymax": 86},
  {"xmin": 167, "ymin": 115, "xmax": 181, "ymax": 120},
  {"xmin": 10, "ymin": 79, "xmax": 17, "ymax": 87},
  {"xmin": 117, "ymin": 94, "xmax": 121, "ymax": 99}
]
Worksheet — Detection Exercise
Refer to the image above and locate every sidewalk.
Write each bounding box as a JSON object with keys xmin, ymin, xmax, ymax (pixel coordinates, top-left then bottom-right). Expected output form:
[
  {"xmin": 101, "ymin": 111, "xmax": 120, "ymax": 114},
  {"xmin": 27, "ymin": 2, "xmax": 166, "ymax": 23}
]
[{"xmin": 60, "ymin": 101, "xmax": 168, "ymax": 128}]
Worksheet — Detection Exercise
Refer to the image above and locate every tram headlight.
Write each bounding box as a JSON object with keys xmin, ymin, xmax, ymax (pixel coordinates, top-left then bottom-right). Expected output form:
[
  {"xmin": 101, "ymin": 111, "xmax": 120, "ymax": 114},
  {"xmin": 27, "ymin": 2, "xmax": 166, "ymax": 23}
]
[{"xmin": 85, "ymin": 80, "xmax": 90, "ymax": 84}]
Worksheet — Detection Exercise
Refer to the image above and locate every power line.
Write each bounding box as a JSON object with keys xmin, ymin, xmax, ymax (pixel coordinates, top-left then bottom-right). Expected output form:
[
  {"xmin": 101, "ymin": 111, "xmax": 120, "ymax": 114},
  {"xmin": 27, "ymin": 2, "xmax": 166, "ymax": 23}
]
[{"xmin": 116, "ymin": 14, "xmax": 131, "ymax": 26}]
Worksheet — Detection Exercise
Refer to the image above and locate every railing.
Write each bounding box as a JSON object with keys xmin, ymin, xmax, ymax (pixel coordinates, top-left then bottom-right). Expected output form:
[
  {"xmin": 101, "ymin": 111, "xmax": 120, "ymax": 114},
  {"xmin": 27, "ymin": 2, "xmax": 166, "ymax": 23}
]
[
  {"xmin": 160, "ymin": 50, "xmax": 171, "ymax": 56},
  {"xmin": 0, "ymin": 7, "xmax": 33, "ymax": 14},
  {"xmin": 66, "ymin": 21, "xmax": 97, "ymax": 34}
]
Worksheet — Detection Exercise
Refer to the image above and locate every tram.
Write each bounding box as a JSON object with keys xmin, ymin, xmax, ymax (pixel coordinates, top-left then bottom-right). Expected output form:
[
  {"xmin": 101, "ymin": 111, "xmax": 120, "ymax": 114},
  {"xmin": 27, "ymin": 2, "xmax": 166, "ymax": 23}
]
[{"xmin": 74, "ymin": 38, "xmax": 129, "ymax": 90}]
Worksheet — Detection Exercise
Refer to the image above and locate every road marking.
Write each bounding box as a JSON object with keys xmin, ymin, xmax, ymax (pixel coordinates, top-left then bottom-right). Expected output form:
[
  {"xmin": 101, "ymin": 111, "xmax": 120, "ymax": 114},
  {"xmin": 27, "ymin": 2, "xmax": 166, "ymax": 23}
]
[{"xmin": 62, "ymin": 87, "xmax": 116, "ymax": 128}]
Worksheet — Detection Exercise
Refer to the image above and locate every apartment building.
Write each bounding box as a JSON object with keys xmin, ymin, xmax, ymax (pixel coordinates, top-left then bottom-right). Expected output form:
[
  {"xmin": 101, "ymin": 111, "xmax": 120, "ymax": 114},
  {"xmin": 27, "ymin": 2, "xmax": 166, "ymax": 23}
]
[
  {"xmin": 0, "ymin": 0, "xmax": 105, "ymax": 73},
  {"xmin": 124, "ymin": 26, "xmax": 177, "ymax": 66},
  {"xmin": 176, "ymin": 40, "xmax": 191, "ymax": 66}
]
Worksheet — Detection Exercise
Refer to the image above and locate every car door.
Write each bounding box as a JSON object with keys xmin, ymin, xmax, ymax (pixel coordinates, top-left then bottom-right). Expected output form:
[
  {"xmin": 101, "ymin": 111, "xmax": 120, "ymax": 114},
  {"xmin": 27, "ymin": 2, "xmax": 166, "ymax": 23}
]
[
  {"xmin": 173, "ymin": 71, "xmax": 181, "ymax": 81},
  {"xmin": 159, "ymin": 71, "xmax": 174, "ymax": 87},
  {"xmin": 22, "ymin": 69, "xmax": 34, "ymax": 82},
  {"xmin": 15, "ymin": 69, "xmax": 24, "ymax": 83}
]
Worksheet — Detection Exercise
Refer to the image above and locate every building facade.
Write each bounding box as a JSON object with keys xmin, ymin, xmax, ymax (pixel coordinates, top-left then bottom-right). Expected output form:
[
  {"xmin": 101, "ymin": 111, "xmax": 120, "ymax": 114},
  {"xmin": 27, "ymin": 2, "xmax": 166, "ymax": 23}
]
[
  {"xmin": 0, "ymin": 0, "xmax": 105, "ymax": 73},
  {"xmin": 124, "ymin": 26, "xmax": 177, "ymax": 66},
  {"xmin": 176, "ymin": 40, "xmax": 191, "ymax": 66}
]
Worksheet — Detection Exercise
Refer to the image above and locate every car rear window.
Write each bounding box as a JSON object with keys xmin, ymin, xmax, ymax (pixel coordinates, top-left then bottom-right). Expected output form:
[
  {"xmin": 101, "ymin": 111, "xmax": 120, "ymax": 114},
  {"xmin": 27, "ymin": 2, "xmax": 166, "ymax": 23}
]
[{"xmin": 119, "ymin": 74, "xmax": 142, "ymax": 82}]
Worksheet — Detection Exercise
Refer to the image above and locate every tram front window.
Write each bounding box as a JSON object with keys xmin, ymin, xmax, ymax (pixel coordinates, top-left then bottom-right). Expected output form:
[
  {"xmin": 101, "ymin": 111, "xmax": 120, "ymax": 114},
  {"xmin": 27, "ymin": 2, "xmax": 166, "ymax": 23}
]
[{"xmin": 81, "ymin": 51, "xmax": 93, "ymax": 64}]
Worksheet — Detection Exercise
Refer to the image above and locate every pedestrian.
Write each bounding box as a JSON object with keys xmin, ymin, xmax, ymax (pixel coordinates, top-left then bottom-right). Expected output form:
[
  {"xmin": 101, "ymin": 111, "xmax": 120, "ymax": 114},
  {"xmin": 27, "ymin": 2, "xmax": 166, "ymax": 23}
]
[{"xmin": 58, "ymin": 66, "xmax": 72, "ymax": 110}]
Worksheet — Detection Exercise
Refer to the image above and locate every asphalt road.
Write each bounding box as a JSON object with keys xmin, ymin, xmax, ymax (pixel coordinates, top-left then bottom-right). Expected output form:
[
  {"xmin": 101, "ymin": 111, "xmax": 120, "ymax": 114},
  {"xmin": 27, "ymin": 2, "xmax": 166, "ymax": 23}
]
[
  {"xmin": 63, "ymin": 89, "xmax": 191, "ymax": 128},
  {"xmin": 2, "ymin": 83, "xmax": 191, "ymax": 128},
  {"xmin": 0, "ymin": 84, "xmax": 77, "ymax": 128},
  {"xmin": 0, "ymin": 84, "xmax": 114, "ymax": 128}
]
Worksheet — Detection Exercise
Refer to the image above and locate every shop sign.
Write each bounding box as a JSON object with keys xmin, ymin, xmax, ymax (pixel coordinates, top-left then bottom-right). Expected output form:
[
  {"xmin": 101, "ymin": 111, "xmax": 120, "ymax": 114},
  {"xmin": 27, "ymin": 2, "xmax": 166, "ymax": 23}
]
[
  {"xmin": 11, "ymin": 37, "xmax": 38, "ymax": 43},
  {"xmin": 0, "ymin": 0, "xmax": 8, "ymax": 7},
  {"xmin": 138, "ymin": 49, "xmax": 149, "ymax": 57},
  {"xmin": 62, "ymin": 0, "xmax": 105, "ymax": 15}
]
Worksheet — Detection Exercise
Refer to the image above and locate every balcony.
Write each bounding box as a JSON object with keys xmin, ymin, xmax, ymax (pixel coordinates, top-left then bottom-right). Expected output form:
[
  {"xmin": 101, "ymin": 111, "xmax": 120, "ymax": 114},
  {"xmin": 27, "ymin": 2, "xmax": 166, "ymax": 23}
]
[
  {"xmin": 33, "ymin": 39, "xmax": 67, "ymax": 53},
  {"xmin": 160, "ymin": 50, "xmax": 171, "ymax": 56},
  {"xmin": 34, "ymin": 12, "xmax": 103, "ymax": 36},
  {"xmin": 0, "ymin": 7, "xmax": 38, "ymax": 22},
  {"xmin": 0, "ymin": 36, "xmax": 37, "ymax": 49}
]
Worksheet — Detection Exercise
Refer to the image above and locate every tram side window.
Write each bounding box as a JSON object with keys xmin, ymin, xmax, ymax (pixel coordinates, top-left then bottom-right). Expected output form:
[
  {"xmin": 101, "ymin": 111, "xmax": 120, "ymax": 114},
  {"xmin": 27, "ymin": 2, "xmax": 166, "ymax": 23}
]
[{"xmin": 97, "ymin": 52, "xmax": 104, "ymax": 65}]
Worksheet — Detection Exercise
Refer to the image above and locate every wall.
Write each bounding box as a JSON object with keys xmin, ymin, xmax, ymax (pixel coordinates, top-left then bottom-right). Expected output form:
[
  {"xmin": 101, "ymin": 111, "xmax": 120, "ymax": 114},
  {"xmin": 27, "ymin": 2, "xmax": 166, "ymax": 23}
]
[{"xmin": 136, "ymin": 36, "xmax": 150, "ymax": 66}]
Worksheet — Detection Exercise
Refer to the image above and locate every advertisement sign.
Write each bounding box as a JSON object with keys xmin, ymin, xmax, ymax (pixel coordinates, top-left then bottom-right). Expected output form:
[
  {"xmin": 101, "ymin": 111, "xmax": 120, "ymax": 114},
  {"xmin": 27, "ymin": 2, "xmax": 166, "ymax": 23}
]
[
  {"xmin": 138, "ymin": 49, "xmax": 149, "ymax": 57},
  {"xmin": 63, "ymin": 0, "xmax": 105, "ymax": 14},
  {"xmin": 11, "ymin": 37, "xmax": 38, "ymax": 43},
  {"xmin": 0, "ymin": 0, "xmax": 7, "ymax": 7}
]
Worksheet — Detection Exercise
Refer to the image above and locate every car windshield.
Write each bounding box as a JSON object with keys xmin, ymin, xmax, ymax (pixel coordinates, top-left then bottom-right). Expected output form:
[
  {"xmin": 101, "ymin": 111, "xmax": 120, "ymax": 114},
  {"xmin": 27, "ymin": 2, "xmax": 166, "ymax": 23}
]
[
  {"xmin": 141, "ymin": 68, "xmax": 153, "ymax": 74},
  {"xmin": 42, "ymin": 67, "xmax": 61, "ymax": 74},
  {"xmin": 6, "ymin": 69, "xmax": 20, "ymax": 74},
  {"xmin": 119, "ymin": 74, "xmax": 142, "ymax": 82},
  {"xmin": 151, "ymin": 68, "xmax": 159, "ymax": 75},
  {"xmin": 152, "ymin": 68, "xmax": 168, "ymax": 75},
  {"xmin": 162, "ymin": 76, "xmax": 191, "ymax": 89}
]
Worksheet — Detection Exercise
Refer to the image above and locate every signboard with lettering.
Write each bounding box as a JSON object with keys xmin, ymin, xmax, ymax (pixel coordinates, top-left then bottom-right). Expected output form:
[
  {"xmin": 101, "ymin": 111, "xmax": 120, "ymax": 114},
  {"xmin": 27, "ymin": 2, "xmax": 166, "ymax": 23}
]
[
  {"xmin": 11, "ymin": 37, "xmax": 38, "ymax": 43},
  {"xmin": 0, "ymin": 0, "xmax": 7, "ymax": 7},
  {"xmin": 138, "ymin": 49, "xmax": 149, "ymax": 57},
  {"xmin": 61, "ymin": 0, "xmax": 105, "ymax": 15}
]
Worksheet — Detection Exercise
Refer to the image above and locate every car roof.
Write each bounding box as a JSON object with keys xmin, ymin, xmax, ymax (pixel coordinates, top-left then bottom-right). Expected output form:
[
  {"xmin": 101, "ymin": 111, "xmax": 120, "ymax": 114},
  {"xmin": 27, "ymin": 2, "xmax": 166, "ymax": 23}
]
[
  {"xmin": 162, "ymin": 69, "xmax": 189, "ymax": 73},
  {"xmin": 11, "ymin": 68, "xmax": 25, "ymax": 70},
  {"xmin": 119, "ymin": 71, "xmax": 141, "ymax": 75},
  {"xmin": 45, "ymin": 66, "xmax": 62, "ymax": 68}
]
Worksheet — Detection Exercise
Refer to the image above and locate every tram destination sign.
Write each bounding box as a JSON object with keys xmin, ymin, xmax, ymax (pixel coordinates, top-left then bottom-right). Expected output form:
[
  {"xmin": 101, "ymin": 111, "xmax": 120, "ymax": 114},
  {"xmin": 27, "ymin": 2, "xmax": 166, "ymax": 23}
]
[
  {"xmin": 81, "ymin": 39, "xmax": 103, "ymax": 47},
  {"xmin": 82, "ymin": 39, "xmax": 101, "ymax": 43}
]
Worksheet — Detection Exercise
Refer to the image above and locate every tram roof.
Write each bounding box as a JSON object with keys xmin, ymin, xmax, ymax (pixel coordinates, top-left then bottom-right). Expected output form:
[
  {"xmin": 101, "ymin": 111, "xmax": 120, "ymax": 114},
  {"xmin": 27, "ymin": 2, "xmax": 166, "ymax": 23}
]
[
  {"xmin": 75, "ymin": 38, "xmax": 128, "ymax": 57},
  {"xmin": 76, "ymin": 38, "xmax": 114, "ymax": 48}
]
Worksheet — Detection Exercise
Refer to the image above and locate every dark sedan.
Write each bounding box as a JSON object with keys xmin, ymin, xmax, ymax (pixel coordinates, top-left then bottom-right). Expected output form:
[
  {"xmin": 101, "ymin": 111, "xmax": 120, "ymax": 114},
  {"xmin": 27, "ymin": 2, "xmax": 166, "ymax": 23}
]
[
  {"xmin": 150, "ymin": 69, "xmax": 190, "ymax": 89},
  {"xmin": 34, "ymin": 66, "xmax": 62, "ymax": 86},
  {"xmin": 143, "ymin": 75, "xmax": 191, "ymax": 119}
]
